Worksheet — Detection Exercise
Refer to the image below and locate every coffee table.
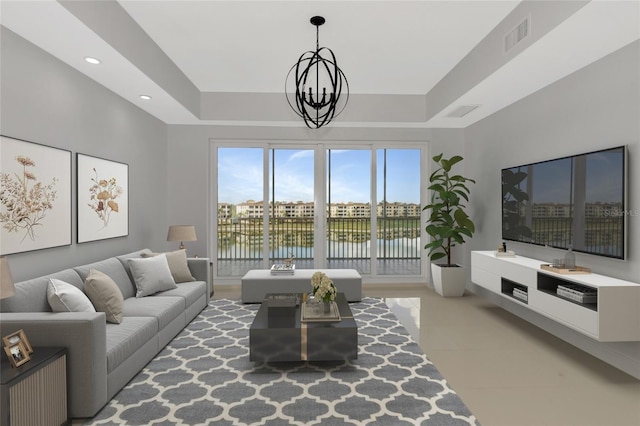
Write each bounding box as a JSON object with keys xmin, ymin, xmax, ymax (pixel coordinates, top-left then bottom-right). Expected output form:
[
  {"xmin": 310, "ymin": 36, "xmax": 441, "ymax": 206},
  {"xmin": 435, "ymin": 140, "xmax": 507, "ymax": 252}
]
[{"xmin": 249, "ymin": 292, "xmax": 357, "ymax": 362}]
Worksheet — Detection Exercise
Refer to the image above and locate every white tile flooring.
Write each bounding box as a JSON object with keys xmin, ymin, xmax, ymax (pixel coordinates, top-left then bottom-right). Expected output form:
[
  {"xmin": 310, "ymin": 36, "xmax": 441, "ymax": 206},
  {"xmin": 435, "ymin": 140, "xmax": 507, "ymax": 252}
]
[{"xmin": 216, "ymin": 283, "xmax": 640, "ymax": 426}]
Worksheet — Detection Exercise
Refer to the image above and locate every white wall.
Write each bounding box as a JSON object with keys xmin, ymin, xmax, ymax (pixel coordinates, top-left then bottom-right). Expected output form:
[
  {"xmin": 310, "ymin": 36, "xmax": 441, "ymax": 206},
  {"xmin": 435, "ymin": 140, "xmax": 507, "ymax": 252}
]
[
  {"xmin": 1, "ymin": 28, "xmax": 169, "ymax": 281},
  {"xmin": 464, "ymin": 40, "xmax": 640, "ymax": 377}
]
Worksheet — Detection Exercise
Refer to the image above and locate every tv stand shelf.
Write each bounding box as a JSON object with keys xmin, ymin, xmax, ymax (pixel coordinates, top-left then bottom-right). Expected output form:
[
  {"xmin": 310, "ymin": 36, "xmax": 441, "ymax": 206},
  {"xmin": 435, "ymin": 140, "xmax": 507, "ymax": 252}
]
[{"xmin": 471, "ymin": 251, "xmax": 640, "ymax": 342}]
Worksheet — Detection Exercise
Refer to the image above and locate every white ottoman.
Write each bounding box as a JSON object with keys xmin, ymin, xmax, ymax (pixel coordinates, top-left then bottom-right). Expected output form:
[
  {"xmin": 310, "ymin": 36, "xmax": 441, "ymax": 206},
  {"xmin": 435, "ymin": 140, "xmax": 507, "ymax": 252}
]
[{"xmin": 241, "ymin": 269, "xmax": 362, "ymax": 303}]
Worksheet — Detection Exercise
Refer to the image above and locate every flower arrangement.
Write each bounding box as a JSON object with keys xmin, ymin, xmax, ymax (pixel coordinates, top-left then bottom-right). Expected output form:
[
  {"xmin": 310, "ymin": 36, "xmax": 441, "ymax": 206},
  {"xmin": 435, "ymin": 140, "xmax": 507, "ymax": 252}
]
[
  {"xmin": 87, "ymin": 168, "xmax": 122, "ymax": 227},
  {"xmin": 0, "ymin": 155, "xmax": 58, "ymax": 242},
  {"xmin": 311, "ymin": 271, "xmax": 336, "ymax": 302}
]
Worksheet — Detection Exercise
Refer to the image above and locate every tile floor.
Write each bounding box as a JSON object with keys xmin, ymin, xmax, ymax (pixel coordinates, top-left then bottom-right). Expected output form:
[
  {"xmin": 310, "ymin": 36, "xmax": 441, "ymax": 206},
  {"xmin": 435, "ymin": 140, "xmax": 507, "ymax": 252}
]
[{"xmin": 216, "ymin": 283, "xmax": 640, "ymax": 426}]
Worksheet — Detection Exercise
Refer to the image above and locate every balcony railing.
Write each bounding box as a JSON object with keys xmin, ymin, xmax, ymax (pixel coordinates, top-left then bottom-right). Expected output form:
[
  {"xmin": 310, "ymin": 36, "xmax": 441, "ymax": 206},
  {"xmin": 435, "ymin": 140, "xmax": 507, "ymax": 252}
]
[
  {"xmin": 530, "ymin": 217, "xmax": 624, "ymax": 257},
  {"xmin": 217, "ymin": 216, "xmax": 421, "ymax": 261}
]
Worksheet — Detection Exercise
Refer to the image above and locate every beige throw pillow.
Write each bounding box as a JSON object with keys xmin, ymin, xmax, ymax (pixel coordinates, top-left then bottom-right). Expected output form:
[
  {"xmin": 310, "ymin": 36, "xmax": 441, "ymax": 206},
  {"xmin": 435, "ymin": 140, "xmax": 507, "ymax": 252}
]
[
  {"xmin": 84, "ymin": 269, "xmax": 124, "ymax": 324},
  {"xmin": 142, "ymin": 249, "xmax": 195, "ymax": 283}
]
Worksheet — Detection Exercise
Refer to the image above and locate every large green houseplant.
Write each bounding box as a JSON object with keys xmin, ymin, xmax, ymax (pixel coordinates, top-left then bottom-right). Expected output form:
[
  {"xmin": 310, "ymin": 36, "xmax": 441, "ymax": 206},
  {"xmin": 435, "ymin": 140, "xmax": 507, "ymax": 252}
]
[{"xmin": 423, "ymin": 154, "xmax": 476, "ymax": 296}]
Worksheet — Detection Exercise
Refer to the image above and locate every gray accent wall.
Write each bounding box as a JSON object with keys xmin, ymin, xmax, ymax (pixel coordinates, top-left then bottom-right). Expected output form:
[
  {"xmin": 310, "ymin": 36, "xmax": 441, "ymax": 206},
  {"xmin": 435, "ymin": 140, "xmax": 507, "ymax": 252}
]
[
  {"xmin": 464, "ymin": 40, "xmax": 640, "ymax": 377},
  {"xmin": 1, "ymin": 28, "xmax": 168, "ymax": 282}
]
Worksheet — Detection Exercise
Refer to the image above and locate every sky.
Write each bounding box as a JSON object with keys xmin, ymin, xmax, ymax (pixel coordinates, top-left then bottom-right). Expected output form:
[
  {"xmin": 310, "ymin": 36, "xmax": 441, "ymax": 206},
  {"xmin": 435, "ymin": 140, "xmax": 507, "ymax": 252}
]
[{"xmin": 218, "ymin": 148, "xmax": 420, "ymax": 205}]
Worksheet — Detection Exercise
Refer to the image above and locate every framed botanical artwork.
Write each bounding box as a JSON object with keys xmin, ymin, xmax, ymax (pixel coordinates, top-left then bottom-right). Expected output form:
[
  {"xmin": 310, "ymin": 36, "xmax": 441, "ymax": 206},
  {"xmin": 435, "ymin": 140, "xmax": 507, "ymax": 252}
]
[
  {"xmin": 0, "ymin": 135, "xmax": 72, "ymax": 255},
  {"xmin": 4, "ymin": 341, "xmax": 30, "ymax": 368},
  {"xmin": 3, "ymin": 329, "xmax": 33, "ymax": 354},
  {"xmin": 77, "ymin": 153, "xmax": 129, "ymax": 243}
]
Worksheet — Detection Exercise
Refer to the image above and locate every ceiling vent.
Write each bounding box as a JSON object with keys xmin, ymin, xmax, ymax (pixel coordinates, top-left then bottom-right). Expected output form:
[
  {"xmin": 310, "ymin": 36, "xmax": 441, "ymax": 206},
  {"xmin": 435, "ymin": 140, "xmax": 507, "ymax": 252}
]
[
  {"xmin": 446, "ymin": 105, "xmax": 480, "ymax": 118},
  {"xmin": 504, "ymin": 17, "xmax": 530, "ymax": 53}
]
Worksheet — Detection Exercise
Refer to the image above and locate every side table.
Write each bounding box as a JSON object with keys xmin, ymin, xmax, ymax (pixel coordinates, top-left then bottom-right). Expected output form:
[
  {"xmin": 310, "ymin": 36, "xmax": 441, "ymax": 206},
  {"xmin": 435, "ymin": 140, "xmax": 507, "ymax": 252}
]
[{"xmin": 1, "ymin": 347, "xmax": 68, "ymax": 426}]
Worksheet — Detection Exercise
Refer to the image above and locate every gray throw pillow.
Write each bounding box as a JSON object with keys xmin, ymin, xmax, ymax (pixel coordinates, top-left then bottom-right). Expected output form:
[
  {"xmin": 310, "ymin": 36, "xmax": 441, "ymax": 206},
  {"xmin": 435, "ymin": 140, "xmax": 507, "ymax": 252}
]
[
  {"xmin": 128, "ymin": 255, "xmax": 177, "ymax": 297},
  {"xmin": 84, "ymin": 269, "xmax": 124, "ymax": 323}
]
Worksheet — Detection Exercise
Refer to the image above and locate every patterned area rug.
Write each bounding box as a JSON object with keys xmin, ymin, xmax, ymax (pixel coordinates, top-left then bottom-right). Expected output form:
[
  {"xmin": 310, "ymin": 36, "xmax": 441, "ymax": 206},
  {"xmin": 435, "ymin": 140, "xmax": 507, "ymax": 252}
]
[{"xmin": 85, "ymin": 298, "xmax": 479, "ymax": 425}]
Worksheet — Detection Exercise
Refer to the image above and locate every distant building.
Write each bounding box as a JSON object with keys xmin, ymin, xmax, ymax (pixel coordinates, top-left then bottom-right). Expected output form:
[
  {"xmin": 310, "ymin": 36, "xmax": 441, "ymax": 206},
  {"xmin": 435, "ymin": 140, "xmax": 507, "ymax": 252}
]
[{"xmin": 225, "ymin": 200, "xmax": 420, "ymax": 218}]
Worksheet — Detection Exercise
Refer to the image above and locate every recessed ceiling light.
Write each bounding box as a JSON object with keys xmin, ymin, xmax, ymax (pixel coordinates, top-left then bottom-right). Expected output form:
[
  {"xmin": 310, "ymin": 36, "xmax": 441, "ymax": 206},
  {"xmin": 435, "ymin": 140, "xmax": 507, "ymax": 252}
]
[
  {"xmin": 139, "ymin": 95, "xmax": 152, "ymax": 100},
  {"xmin": 84, "ymin": 57, "xmax": 101, "ymax": 65}
]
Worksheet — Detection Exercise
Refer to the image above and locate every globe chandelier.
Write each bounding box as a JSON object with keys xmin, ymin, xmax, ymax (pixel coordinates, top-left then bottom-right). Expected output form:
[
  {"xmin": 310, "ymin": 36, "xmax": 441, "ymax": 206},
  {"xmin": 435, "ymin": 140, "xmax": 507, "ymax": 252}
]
[{"xmin": 286, "ymin": 16, "xmax": 349, "ymax": 129}]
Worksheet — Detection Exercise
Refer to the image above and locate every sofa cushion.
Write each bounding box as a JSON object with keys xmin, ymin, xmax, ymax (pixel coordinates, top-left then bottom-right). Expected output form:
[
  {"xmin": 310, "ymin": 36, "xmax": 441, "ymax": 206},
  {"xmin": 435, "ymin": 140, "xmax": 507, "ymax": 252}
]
[
  {"xmin": 84, "ymin": 270, "xmax": 124, "ymax": 324},
  {"xmin": 105, "ymin": 316, "xmax": 157, "ymax": 373},
  {"xmin": 75, "ymin": 258, "xmax": 136, "ymax": 299},
  {"xmin": 0, "ymin": 269, "xmax": 84, "ymax": 313},
  {"xmin": 47, "ymin": 278, "xmax": 96, "ymax": 313},
  {"xmin": 127, "ymin": 255, "xmax": 176, "ymax": 298},
  {"xmin": 122, "ymin": 296, "xmax": 184, "ymax": 329},
  {"xmin": 154, "ymin": 281, "xmax": 207, "ymax": 307},
  {"xmin": 142, "ymin": 249, "xmax": 195, "ymax": 283}
]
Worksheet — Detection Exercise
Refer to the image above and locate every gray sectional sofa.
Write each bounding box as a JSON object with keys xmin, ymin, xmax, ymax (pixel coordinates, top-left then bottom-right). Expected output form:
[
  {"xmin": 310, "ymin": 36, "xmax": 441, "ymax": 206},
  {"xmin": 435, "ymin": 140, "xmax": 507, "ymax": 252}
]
[{"xmin": 0, "ymin": 249, "xmax": 210, "ymax": 419}]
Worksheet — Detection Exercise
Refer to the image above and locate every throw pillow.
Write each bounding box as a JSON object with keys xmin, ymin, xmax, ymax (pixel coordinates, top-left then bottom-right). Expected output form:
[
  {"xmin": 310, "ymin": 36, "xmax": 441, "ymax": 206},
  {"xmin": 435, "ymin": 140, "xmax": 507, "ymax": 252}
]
[
  {"xmin": 47, "ymin": 278, "xmax": 96, "ymax": 313},
  {"xmin": 84, "ymin": 269, "xmax": 124, "ymax": 324},
  {"xmin": 128, "ymin": 255, "xmax": 177, "ymax": 297},
  {"xmin": 141, "ymin": 249, "xmax": 195, "ymax": 283}
]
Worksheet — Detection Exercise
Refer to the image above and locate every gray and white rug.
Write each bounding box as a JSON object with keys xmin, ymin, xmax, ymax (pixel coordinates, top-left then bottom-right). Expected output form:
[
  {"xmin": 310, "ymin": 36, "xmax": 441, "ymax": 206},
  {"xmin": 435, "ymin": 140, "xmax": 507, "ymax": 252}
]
[{"xmin": 85, "ymin": 298, "xmax": 479, "ymax": 425}]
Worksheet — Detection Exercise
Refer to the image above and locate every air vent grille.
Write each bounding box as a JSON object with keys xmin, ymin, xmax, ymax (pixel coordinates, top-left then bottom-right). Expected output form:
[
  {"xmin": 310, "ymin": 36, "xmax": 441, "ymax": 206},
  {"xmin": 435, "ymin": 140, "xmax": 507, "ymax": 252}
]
[
  {"xmin": 504, "ymin": 17, "xmax": 529, "ymax": 53},
  {"xmin": 446, "ymin": 105, "xmax": 480, "ymax": 118}
]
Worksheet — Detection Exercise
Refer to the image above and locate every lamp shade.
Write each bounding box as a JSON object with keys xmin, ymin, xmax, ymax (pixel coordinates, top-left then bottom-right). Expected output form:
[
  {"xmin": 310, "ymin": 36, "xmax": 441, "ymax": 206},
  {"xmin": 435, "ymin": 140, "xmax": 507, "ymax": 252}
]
[
  {"xmin": 0, "ymin": 256, "xmax": 16, "ymax": 299},
  {"xmin": 167, "ymin": 225, "xmax": 197, "ymax": 243}
]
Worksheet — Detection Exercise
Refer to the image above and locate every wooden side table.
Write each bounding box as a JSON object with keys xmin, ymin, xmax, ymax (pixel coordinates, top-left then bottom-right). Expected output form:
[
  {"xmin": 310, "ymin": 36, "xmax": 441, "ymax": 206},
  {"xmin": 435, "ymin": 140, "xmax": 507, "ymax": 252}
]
[{"xmin": 1, "ymin": 347, "xmax": 68, "ymax": 426}]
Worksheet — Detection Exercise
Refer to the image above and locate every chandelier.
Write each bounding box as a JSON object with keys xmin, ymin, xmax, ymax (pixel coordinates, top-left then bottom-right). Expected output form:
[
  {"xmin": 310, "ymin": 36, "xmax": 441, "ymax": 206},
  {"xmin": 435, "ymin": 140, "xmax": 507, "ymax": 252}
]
[{"xmin": 286, "ymin": 16, "xmax": 349, "ymax": 129}]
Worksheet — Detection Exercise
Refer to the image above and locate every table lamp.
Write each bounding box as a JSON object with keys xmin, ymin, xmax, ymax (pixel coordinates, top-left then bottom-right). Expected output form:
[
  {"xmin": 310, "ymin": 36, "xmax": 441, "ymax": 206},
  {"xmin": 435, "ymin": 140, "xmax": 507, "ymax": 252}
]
[
  {"xmin": 1, "ymin": 256, "xmax": 16, "ymax": 299},
  {"xmin": 167, "ymin": 225, "xmax": 197, "ymax": 250}
]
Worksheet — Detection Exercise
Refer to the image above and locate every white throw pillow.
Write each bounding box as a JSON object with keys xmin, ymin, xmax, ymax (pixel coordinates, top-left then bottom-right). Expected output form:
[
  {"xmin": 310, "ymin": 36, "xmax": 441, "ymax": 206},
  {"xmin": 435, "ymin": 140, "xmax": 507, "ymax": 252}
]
[
  {"xmin": 47, "ymin": 278, "xmax": 96, "ymax": 313},
  {"xmin": 141, "ymin": 249, "xmax": 195, "ymax": 283},
  {"xmin": 128, "ymin": 255, "xmax": 177, "ymax": 297}
]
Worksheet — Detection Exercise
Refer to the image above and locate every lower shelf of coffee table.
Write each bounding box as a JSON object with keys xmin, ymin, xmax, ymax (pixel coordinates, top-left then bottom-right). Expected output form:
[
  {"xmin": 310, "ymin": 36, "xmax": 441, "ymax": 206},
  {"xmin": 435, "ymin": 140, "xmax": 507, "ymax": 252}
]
[{"xmin": 249, "ymin": 292, "xmax": 357, "ymax": 362}]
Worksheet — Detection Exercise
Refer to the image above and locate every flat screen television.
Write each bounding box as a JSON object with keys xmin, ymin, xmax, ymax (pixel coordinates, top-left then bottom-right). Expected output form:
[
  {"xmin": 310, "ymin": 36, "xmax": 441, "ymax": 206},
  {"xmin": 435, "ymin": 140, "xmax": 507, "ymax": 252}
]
[{"xmin": 501, "ymin": 146, "xmax": 626, "ymax": 259}]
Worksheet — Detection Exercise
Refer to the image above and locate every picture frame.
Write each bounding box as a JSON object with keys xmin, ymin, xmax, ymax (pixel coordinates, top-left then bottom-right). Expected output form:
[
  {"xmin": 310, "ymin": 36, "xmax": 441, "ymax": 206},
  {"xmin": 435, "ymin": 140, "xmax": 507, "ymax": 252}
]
[
  {"xmin": 0, "ymin": 135, "xmax": 72, "ymax": 255},
  {"xmin": 3, "ymin": 329, "xmax": 33, "ymax": 354},
  {"xmin": 77, "ymin": 153, "xmax": 129, "ymax": 243},
  {"xmin": 4, "ymin": 342, "xmax": 31, "ymax": 368}
]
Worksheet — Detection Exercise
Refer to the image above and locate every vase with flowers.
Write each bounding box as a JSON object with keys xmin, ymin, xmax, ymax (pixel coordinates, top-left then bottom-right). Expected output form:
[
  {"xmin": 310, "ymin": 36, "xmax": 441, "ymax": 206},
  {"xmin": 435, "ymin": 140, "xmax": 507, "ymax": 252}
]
[{"xmin": 310, "ymin": 271, "xmax": 337, "ymax": 313}]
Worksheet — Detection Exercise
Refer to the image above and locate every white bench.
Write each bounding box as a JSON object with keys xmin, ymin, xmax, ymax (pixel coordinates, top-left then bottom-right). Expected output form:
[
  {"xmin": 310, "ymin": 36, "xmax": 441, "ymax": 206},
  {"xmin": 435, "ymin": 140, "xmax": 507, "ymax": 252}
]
[{"xmin": 241, "ymin": 269, "xmax": 362, "ymax": 303}]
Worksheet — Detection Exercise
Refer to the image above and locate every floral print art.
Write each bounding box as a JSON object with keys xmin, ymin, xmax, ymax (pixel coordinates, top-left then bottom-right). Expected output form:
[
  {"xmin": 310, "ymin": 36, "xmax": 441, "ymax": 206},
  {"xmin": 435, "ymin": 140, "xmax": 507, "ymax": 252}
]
[
  {"xmin": 87, "ymin": 168, "xmax": 122, "ymax": 228},
  {"xmin": 0, "ymin": 155, "xmax": 58, "ymax": 241}
]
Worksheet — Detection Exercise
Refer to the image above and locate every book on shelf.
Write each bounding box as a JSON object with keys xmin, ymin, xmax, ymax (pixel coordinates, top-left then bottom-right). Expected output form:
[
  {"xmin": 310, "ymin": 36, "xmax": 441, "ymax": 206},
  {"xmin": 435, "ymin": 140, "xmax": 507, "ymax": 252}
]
[
  {"xmin": 556, "ymin": 288, "xmax": 597, "ymax": 304},
  {"xmin": 512, "ymin": 288, "xmax": 528, "ymax": 302},
  {"xmin": 270, "ymin": 264, "xmax": 295, "ymax": 275},
  {"xmin": 556, "ymin": 284, "xmax": 597, "ymax": 303}
]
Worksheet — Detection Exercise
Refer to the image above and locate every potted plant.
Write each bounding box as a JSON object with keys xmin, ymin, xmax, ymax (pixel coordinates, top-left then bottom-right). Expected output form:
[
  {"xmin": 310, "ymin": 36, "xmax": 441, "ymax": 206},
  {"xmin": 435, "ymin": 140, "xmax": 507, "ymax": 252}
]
[{"xmin": 423, "ymin": 154, "xmax": 476, "ymax": 297}]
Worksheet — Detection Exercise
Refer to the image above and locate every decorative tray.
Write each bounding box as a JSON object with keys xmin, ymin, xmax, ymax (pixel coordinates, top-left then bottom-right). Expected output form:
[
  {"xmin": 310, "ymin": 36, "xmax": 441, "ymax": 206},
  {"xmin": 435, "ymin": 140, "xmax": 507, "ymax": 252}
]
[
  {"xmin": 540, "ymin": 264, "xmax": 591, "ymax": 274},
  {"xmin": 494, "ymin": 250, "xmax": 516, "ymax": 257},
  {"xmin": 301, "ymin": 302, "xmax": 341, "ymax": 323}
]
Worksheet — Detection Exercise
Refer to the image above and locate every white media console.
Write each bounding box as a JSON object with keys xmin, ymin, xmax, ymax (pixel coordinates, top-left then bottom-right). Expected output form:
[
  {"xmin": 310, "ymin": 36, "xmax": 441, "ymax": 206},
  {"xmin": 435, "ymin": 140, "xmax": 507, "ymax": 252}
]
[{"xmin": 471, "ymin": 251, "xmax": 640, "ymax": 342}]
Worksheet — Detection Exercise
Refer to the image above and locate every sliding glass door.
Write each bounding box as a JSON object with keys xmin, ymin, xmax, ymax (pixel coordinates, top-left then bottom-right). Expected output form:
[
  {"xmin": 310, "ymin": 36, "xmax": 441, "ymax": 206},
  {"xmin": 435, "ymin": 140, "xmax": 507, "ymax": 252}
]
[
  {"xmin": 326, "ymin": 149, "xmax": 372, "ymax": 274},
  {"xmin": 214, "ymin": 143, "xmax": 424, "ymax": 279},
  {"xmin": 268, "ymin": 149, "xmax": 315, "ymax": 269}
]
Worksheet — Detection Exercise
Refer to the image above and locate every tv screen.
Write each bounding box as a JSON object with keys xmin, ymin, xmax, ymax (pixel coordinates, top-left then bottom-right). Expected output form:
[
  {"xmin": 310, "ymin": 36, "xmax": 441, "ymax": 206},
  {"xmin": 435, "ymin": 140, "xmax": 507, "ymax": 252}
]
[{"xmin": 502, "ymin": 146, "xmax": 626, "ymax": 259}]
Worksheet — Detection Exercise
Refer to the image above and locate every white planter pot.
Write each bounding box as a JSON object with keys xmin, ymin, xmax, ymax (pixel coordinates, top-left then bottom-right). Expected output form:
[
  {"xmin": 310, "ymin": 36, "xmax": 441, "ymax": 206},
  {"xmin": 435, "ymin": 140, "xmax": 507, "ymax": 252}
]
[{"xmin": 431, "ymin": 263, "xmax": 467, "ymax": 297}]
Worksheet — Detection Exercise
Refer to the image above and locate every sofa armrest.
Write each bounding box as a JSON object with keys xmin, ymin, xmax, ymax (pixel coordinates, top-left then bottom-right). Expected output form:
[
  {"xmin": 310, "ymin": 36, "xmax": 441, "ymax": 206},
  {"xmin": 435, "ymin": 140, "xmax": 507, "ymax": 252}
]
[
  {"xmin": 188, "ymin": 257, "xmax": 211, "ymax": 300},
  {"xmin": 0, "ymin": 312, "xmax": 108, "ymax": 418}
]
